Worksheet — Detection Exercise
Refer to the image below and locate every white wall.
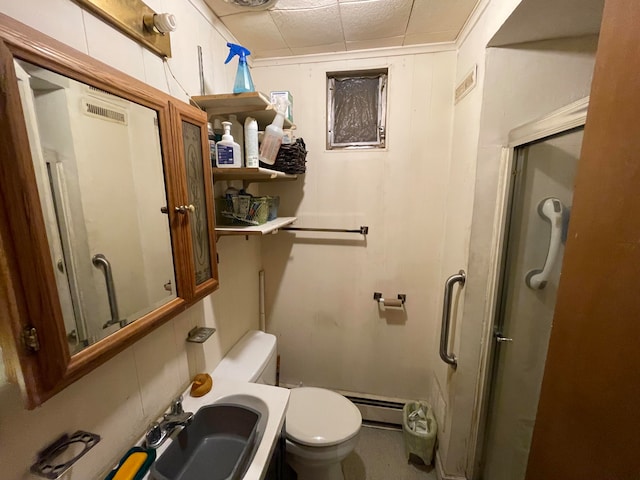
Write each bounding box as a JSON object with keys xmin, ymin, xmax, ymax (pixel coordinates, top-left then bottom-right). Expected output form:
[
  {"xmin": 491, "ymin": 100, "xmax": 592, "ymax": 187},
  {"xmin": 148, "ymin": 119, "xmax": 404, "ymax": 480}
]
[
  {"xmin": 434, "ymin": 0, "xmax": 599, "ymax": 474},
  {"xmin": 251, "ymin": 48, "xmax": 456, "ymax": 402},
  {"xmin": 0, "ymin": 1, "xmax": 262, "ymax": 479}
]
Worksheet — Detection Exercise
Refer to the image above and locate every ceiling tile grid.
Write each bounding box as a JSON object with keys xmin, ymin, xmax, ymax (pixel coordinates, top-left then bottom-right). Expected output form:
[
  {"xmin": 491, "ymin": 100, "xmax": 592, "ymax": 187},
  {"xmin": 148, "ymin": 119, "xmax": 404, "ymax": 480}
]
[{"xmin": 203, "ymin": 0, "xmax": 480, "ymax": 58}]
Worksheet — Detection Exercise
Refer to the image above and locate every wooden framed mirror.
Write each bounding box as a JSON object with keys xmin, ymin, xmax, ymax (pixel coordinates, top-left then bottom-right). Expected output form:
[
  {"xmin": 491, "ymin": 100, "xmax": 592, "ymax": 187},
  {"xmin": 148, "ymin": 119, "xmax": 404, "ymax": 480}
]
[{"xmin": 0, "ymin": 13, "xmax": 219, "ymax": 408}]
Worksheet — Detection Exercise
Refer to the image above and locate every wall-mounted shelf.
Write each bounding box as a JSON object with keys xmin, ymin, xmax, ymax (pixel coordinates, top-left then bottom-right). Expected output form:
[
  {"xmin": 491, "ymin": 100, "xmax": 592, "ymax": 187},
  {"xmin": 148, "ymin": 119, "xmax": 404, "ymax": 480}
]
[
  {"xmin": 215, "ymin": 217, "xmax": 297, "ymax": 236},
  {"xmin": 192, "ymin": 92, "xmax": 294, "ymax": 130},
  {"xmin": 212, "ymin": 167, "xmax": 297, "ymax": 184}
]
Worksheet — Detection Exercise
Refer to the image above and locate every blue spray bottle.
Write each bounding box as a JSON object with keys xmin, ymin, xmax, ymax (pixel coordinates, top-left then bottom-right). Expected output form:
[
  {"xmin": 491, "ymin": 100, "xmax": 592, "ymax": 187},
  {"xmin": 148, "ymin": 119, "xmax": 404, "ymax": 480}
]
[{"xmin": 225, "ymin": 43, "xmax": 255, "ymax": 94}]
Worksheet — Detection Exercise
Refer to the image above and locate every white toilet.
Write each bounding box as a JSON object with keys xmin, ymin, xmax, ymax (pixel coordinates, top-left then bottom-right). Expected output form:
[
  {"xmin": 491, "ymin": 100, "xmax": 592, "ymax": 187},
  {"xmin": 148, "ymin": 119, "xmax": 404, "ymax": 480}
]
[{"xmin": 213, "ymin": 330, "xmax": 361, "ymax": 480}]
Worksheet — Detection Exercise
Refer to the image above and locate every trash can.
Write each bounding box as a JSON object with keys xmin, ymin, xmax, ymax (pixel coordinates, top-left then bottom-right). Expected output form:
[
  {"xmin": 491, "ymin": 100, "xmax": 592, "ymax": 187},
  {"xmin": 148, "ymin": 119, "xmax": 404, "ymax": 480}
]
[{"xmin": 402, "ymin": 401, "xmax": 437, "ymax": 465}]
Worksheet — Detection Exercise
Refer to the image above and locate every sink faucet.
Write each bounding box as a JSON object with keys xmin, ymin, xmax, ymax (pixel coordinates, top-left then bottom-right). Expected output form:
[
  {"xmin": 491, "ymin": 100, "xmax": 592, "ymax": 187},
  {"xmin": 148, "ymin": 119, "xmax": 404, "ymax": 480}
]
[{"xmin": 144, "ymin": 395, "xmax": 194, "ymax": 449}]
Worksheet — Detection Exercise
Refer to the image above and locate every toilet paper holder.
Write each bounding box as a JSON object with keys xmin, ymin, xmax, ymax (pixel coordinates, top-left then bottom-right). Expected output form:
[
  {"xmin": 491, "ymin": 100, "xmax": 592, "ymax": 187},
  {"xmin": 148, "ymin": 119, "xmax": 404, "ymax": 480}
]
[{"xmin": 373, "ymin": 292, "xmax": 407, "ymax": 308}]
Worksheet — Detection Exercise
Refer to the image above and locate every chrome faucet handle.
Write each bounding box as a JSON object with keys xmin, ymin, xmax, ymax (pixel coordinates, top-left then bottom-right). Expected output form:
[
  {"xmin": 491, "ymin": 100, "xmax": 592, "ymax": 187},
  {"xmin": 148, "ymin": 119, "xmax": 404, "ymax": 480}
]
[
  {"xmin": 144, "ymin": 422, "xmax": 165, "ymax": 449},
  {"xmin": 169, "ymin": 395, "xmax": 184, "ymax": 415}
]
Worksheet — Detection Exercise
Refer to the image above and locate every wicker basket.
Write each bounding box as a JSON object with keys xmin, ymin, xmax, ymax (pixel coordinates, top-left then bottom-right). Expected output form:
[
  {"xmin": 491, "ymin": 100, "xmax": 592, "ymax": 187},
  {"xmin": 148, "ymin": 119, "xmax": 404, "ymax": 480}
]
[
  {"xmin": 215, "ymin": 195, "xmax": 279, "ymax": 226},
  {"xmin": 260, "ymin": 138, "xmax": 307, "ymax": 174}
]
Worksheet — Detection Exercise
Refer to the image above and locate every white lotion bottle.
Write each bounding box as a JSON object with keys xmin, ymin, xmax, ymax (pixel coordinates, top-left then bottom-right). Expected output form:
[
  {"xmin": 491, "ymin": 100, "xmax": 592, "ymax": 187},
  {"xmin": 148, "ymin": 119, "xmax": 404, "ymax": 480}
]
[
  {"xmin": 259, "ymin": 100, "xmax": 287, "ymax": 165},
  {"xmin": 228, "ymin": 114, "xmax": 244, "ymax": 165},
  {"xmin": 215, "ymin": 121, "xmax": 241, "ymax": 168},
  {"xmin": 244, "ymin": 117, "xmax": 259, "ymax": 168}
]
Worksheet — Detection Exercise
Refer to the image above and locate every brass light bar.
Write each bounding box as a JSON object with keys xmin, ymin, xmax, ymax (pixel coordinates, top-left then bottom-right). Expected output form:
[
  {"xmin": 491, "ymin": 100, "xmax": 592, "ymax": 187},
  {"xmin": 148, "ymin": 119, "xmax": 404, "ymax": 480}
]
[{"xmin": 73, "ymin": 0, "xmax": 173, "ymax": 58}]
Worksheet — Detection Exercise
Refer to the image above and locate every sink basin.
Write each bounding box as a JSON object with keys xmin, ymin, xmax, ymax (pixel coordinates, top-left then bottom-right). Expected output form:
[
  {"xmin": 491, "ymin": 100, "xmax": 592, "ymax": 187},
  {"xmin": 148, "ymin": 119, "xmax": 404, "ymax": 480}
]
[
  {"xmin": 214, "ymin": 394, "xmax": 269, "ymax": 444},
  {"xmin": 151, "ymin": 404, "xmax": 261, "ymax": 480}
]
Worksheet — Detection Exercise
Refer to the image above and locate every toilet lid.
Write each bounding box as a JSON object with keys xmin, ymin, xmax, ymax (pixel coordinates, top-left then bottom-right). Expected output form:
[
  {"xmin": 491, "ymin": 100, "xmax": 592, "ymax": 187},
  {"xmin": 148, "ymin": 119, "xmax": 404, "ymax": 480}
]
[{"xmin": 286, "ymin": 387, "xmax": 362, "ymax": 447}]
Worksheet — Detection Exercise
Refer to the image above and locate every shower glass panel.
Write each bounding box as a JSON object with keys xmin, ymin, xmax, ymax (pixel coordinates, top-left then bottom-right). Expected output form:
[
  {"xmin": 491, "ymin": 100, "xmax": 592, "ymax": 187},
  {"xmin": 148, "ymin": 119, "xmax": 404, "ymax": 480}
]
[{"xmin": 480, "ymin": 127, "xmax": 583, "ymax": 480}]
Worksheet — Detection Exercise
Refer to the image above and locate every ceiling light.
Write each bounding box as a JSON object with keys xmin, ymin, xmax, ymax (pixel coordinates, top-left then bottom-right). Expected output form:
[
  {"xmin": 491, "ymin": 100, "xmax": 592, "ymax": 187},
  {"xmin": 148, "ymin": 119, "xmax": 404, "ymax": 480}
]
[{"xmin": 224, "ymin": 0, "xmax": 279, "ymax": 9}]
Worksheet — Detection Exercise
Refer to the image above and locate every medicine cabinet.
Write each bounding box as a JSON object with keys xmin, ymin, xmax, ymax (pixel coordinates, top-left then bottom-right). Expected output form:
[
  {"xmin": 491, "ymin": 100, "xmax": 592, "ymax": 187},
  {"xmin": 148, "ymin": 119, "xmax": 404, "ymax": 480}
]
[
  {"xmin": 0, "ymin": 13, "xmax": 218, "ymax": 408},
  {"xmin": 191, "ymin": 92, "xmax": 298, "ymax": 236}
]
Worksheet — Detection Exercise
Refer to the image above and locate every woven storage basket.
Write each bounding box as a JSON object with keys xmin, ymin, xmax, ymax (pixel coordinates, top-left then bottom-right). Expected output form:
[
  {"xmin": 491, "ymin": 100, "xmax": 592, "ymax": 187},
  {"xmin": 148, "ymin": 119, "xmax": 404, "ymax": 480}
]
[
  {"xmin": 260, "ymin": 138, "xmax": 307, "ymax": 174},
  {"xmin": 215, "ymin": 195, "xmax": 278, "ymax": 226}
]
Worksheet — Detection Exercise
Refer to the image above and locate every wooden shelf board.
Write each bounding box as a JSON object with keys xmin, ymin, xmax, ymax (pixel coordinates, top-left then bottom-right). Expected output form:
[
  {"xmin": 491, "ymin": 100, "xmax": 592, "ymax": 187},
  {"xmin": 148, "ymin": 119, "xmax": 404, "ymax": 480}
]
[
  {"xmin": 212, "ymin": 167, "xmax": 297, "ymax": 183},
  {"xmin": 215, "ymin": 217, "xmax": 297, "ymax": 236},
  {"xmin": 192, "ymin": 92, "xmax": 294, "ymax": 129}
]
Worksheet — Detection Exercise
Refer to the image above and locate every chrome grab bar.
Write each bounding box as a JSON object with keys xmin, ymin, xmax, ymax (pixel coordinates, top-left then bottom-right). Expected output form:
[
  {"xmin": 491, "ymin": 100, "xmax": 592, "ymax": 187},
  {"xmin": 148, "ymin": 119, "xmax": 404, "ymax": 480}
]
[
  {"xmin": 440, "ymin": 270, "xmax": 466, "ymax": 369},
  {"xmin": 92, "ymin": 254, "xmax": 125, "ymax": 329}
]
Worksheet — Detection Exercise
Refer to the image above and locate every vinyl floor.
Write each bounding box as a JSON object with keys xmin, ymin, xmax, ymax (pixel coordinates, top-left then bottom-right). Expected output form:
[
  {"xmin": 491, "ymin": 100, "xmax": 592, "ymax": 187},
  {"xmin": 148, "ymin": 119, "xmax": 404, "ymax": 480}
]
[{"xmin": 342, "ymin": 425, "xmax": 438, "ymax": 480}]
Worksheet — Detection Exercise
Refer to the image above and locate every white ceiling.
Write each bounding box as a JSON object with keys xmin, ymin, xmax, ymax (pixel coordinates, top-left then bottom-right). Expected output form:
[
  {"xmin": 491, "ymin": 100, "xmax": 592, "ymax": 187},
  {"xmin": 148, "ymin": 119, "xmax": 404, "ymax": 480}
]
[{"xmin": 203, "ymin": 0, "xmax": 481, "ymax": 59}]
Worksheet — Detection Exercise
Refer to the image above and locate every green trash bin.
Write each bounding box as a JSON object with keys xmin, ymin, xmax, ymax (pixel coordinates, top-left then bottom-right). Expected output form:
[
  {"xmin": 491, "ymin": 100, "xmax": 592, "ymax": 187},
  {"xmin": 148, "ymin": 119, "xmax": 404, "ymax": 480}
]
[{"xmin": 402, "ymin": 401, "xmax": 437, "ymax": 465}]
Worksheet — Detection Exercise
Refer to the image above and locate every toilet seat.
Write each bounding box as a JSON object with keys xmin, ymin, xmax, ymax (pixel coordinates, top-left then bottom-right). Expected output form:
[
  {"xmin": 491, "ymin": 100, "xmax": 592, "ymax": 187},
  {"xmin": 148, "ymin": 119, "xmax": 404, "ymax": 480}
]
[{"xmin": 286, "ymin": 387, "xmax": 361, "ymax": 447}]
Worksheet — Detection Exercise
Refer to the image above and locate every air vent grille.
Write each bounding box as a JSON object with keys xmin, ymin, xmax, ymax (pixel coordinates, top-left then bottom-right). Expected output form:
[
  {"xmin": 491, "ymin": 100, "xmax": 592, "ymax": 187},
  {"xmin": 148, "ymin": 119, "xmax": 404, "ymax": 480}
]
[{"xmin": 82, "ymin": 99, "xmax": 128, "ymax": 126}]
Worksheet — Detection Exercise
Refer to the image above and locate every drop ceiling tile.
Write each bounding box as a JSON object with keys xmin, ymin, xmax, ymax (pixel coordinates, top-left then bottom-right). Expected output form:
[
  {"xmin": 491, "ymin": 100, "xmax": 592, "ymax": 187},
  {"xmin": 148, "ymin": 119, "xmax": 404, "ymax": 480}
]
[
  {"xmin": 290, "ymin": 42, "xmax": 346, "ymax": 56},
  {"xmin": 404, "ymin": 30, "xmax": 459, "ymax": 45},
  {"xmin": 406, "ymin": 0, "xmax": 479, "ymax": 35},
  {"xmin": 270, "ymin": 4, "xmax": 344, "ymax": 48},
  {"xmin": 339, "ymin": 0, "xmax": 413, "ymax": 42},
  {"xmin": 274, "ymin": 0, "xmax": 337, "ymax": 10},
  {"xmin": 346, "ymin": 36, "xmax": 404, "ymax": 51},
  {"xmin": 255, "ymin": 47, "xmax": 296, "ymax": 58},
  {"xmin": 221, "ymin": 11, "xmax": 288, "ymax": 52}
]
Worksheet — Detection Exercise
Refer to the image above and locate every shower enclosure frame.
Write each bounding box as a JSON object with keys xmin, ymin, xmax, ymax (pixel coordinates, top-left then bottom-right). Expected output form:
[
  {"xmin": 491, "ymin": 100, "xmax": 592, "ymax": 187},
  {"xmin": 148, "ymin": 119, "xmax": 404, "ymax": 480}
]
[{"xmin": 466, "ymin": 96, "xmax": 590, "ymax": 479}]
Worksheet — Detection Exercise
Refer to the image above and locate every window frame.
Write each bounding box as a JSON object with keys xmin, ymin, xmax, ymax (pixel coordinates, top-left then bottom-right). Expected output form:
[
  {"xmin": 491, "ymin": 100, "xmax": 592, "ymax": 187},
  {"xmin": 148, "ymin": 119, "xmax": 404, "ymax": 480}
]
[{"xmin": 326, "ymin": 68, "xmax": 388, "ymax": 150}]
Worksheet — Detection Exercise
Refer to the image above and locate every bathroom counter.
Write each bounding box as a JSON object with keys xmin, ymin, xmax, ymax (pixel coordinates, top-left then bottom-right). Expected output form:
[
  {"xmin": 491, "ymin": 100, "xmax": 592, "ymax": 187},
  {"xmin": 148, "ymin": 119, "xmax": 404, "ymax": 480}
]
[{"xmin": 140, "ymin": 378, "xmax": 290, "ymax": 480}]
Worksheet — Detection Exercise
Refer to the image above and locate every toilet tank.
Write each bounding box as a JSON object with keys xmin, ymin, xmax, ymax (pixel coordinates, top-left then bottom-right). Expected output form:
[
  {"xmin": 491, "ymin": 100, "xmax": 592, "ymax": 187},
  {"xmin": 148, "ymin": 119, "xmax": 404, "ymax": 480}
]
[{"xmin": 212, "ymin": 330, "xmax": 277, "ymax": 385}]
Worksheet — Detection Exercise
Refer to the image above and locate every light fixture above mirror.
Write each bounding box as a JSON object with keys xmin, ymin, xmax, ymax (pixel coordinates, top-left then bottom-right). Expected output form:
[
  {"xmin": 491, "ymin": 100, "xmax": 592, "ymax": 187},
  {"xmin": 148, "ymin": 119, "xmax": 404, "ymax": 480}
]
[{"xmin": 72, "ymin": 0, "xmax": 175, "ymax": 57}]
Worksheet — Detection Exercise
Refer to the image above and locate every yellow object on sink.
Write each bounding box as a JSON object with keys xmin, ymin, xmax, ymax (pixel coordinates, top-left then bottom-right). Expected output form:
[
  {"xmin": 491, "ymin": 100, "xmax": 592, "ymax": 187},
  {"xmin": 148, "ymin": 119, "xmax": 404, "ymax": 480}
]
[
  {"xmin": 190, "ymin": 373, "xmax": 213, "ymax": 397},
  {"xmin": 104, "ymin": 447, "xmax": 155, "ymax": 480}
]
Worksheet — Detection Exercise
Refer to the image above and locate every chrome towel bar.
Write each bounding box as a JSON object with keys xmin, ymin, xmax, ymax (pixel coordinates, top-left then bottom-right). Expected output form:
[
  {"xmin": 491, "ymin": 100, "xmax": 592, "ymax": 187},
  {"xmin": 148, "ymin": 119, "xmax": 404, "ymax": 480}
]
[{"xmin": 281, "ymin": 225, "xmax": 369, "ymax": 235}]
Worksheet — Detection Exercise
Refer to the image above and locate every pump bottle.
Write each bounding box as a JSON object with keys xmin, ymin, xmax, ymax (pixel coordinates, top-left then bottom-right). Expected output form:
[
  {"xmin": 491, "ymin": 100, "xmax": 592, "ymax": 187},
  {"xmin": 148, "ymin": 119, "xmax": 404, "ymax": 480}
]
[
  {"xmin": 228, "ymin": 114, "xmax": 244, "ymax": 163},
  {"xmin": 215, "ymin": 121, "xmax": 242, "ymax": 168},
  {"xmin": 224, "ymin": 43, "xmax": 255, "ymax": 94}
]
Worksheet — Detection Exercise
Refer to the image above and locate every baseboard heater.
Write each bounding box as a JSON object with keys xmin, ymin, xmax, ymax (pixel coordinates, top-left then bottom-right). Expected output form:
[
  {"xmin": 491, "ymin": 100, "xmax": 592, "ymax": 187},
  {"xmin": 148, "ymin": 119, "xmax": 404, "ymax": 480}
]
[{"xmin": 345, "ymin": 396, "xmax": 405, "ymax": 427}]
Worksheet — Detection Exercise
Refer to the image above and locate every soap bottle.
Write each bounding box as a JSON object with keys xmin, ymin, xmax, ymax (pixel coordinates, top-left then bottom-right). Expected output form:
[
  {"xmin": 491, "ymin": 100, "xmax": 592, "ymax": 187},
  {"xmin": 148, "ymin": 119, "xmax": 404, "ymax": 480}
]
[
  {"xmin": 244, "ymin": 117, "xmax": 259, "ymax": 168},
  {"xmin": 259, "ymin": 98, "xmax": 288, "ymax": 165},
  {"xmin": 215, "ymin": 121, "xmax": 241, "ymax": 168},
  {"xmin": 228, "ymin": 114, "xmax": 244, "ymax": 165},
  {"xmin": 207, "ymin": 122, "xmax": 216, "ymax": 165}
]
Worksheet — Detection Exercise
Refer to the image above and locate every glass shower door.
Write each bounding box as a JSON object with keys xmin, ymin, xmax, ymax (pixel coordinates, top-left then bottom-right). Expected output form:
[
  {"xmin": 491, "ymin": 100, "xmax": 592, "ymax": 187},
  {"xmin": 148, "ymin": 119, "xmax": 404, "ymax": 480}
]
[{"xmin": 480, "ymin": 127, "xmax": 583, "ymax": 480}]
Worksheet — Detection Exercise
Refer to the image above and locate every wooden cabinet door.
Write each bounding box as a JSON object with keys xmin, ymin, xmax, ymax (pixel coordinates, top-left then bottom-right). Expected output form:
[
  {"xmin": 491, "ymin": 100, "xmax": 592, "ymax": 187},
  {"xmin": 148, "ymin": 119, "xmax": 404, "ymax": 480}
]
[
  {"xmin": 526, "ymin": 1, "xmax": 640, "ymax": 478},
  {"xmin": 168, "ymin": 101, "xmax": 219, "ymax": 302}
]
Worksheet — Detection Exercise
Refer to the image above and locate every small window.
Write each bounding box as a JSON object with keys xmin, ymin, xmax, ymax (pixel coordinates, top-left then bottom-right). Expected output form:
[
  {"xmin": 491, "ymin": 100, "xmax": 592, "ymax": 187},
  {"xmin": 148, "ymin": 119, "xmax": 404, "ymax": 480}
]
[{"xmin": 327, "ymin": 69, "xmax": 387, "ymax": 150}]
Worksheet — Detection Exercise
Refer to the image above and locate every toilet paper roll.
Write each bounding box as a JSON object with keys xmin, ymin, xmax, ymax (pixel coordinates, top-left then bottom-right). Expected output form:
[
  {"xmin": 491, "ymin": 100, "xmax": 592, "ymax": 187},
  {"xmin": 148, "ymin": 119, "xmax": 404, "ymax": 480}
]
[{"xmin": 380, "ymin": 298, "xmax": 403, "ymax": 308}]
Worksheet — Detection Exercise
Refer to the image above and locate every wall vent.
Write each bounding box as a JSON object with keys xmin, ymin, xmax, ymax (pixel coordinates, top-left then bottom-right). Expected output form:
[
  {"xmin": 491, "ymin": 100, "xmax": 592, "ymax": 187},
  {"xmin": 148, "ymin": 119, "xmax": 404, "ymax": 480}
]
[
  {"xmin": 454, "ymin": 64, "xmax": 477, "ymax": 104},
  {"xmin": 82, "ymin": 99, "xmax": 128, "ymax": 126}
]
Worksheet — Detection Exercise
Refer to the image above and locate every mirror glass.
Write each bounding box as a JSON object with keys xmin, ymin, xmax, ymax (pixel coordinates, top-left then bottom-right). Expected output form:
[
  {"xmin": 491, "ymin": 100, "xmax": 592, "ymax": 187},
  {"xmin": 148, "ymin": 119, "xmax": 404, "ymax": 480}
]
[{"xmin": 14, "ymin": 59, "xmax": 176, "ymax": 355}]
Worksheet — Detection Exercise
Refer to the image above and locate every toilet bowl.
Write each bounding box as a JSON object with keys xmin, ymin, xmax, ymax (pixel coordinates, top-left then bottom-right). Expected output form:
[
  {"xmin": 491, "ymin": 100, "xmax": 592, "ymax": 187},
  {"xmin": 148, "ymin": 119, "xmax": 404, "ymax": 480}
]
[
  {"xmin": 213, "ymin": 330, "xmax": 362, "ymax": 480},
  {"xmin": 285, "ymin": 386, "xmax": 361, "ymax": 480}
]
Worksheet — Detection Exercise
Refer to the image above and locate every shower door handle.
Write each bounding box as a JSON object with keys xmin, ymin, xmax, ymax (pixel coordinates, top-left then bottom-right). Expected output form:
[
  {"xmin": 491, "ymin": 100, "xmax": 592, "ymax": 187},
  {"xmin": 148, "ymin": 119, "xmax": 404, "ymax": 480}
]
[
  {"xmin": 526, "ymin": 198, "xmax": 565, "ymax": 290},
  {"xmin": 440, "ymin": 270, "xmax": 466, "ymax": 369}
]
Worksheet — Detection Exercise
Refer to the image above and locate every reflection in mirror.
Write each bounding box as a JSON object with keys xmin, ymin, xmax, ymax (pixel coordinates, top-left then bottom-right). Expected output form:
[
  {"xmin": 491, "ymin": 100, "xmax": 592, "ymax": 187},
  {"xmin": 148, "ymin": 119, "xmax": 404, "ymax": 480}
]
[{"xmin": 14, "ymin": 59, "xmax": 176, "ymax": 355}]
